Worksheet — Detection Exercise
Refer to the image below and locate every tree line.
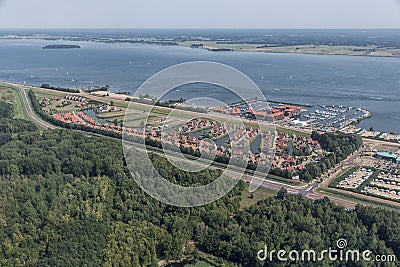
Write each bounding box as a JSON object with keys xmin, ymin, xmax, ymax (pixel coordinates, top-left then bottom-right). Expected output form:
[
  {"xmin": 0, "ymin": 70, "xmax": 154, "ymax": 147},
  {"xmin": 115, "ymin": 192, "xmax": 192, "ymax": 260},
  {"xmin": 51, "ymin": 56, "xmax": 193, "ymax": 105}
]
[
  {"xmin": 298, "ymin": 131, "xmax": 363, "ymax": 181},
  {"xmin": 0, "ymin": 101, "xmax": 398, "ymax": 266},
  {"xmin": 29, "ymin": 90, "xmax": 364, "ymax": 183},
  {"xmin": 40, "ymin": 83, "xmax": 80, "ymax": 93}
]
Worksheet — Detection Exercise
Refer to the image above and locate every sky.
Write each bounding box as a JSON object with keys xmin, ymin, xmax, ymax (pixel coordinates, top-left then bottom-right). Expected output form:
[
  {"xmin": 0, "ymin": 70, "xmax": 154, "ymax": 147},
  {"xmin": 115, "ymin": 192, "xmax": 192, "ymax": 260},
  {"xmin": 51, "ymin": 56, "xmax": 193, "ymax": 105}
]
[{"xmin": 0, "ymin": 0, "xmax": 400, "ymax": 29}]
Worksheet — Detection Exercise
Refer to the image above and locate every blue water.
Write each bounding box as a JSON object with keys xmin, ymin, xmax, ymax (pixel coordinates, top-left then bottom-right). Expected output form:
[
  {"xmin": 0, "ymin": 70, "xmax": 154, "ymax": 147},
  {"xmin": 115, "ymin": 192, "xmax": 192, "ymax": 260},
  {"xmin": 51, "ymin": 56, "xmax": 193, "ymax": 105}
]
[
  {"xmin": 0, "ymin": 37, "xmax": 399, "ymax": 133},
  {"xmin": 83, "ymin": 109, "xmax": 108, "ymax": 125}
]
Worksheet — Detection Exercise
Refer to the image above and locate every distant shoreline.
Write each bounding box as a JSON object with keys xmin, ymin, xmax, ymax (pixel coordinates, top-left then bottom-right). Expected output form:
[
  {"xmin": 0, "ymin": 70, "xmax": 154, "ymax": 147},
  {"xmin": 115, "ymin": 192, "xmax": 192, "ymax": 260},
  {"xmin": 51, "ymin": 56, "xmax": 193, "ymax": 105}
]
[
  {"xmin": 187, "ymin": 43, "xmax": 400, "ymax": 58},
  {"xmin": 1, "ymin": 35, "xmax": 400, "ymax": 58}
]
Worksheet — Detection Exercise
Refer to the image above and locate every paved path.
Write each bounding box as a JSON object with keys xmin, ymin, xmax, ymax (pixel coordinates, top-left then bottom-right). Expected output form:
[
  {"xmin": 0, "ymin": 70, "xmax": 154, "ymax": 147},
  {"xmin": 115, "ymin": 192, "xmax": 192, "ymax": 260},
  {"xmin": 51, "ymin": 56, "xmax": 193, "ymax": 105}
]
[
  {"xmin": 10, "ymin": 83, "xmax": 380, "ymax": 209},
  {"xmin": 19, "ymin": 87, "xmax": 55, "ymax": 129},
  {"xmin": 128, "ymin": 143, "xmax": 359, "ymax": 208}
]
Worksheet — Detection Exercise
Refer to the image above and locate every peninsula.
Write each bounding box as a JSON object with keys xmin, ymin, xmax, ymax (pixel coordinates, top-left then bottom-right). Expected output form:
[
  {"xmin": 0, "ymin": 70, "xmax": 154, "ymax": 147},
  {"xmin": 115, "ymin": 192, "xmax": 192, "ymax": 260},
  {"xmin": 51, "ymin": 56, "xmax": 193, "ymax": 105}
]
[{"xmin": 1, "ymin": 29, "xmax": 399, "ymax": 58}]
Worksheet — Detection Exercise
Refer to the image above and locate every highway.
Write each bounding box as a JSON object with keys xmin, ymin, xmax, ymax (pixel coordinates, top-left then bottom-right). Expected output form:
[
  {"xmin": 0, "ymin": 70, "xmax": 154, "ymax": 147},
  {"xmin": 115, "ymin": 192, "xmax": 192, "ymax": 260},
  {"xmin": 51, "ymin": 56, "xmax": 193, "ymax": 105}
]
[
  {"xmin": 14, "ymin": 83, "xmax": 358, "ymax": 208},
  {"xmin": 19, "ymin": 87, "xmax": 55, "ymax": 129},
  {"xmin": 128, "ymin": 142, "xmax": 358, "ymax": 209}
]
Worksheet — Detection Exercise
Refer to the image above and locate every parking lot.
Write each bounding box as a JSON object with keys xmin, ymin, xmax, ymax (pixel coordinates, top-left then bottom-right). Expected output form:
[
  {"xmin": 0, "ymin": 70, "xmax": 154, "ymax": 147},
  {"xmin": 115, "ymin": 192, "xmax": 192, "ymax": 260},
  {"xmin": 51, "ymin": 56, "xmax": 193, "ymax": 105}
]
[
  {"xmin": 364, "ymin": 187, "xmax": 400, "ymax": 200},
  {"xmin": 363, "ymin": 171, "xmax": 400, "ymax": 200},
  {"xmin": 338, "ymin": 167, "xmax": 374, "ymax": 190}
]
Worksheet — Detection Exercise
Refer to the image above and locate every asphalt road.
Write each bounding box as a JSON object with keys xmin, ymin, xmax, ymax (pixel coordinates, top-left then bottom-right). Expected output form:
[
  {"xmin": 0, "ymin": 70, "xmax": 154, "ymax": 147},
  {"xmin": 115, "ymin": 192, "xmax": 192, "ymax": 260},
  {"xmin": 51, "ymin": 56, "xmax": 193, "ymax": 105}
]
[
  {"xmin": 14, "ymin": 84, "xmax": 358, "ymax": 208},
  {"xmin": 128, "ymin": 142, "xmax": 358, "ymax": 208},
  {"xmin": 19, "ymin": 87, "xmax": 55, "ymax": 129}
]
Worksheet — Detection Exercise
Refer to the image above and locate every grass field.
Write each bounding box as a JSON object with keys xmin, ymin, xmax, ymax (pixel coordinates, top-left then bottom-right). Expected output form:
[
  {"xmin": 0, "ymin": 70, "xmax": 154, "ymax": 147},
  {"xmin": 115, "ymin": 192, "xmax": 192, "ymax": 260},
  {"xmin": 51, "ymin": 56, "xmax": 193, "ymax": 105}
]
[
  {"xmin": 240, "ymin": 187, "xmax": 276, "ymax": 210},
  {"xmin": 125, "ymin": 115, "xmax": 161, "ymax": 127},
  {"xmin": 179, "ymin": 41, "xmax": 400, "ymax": 57},
  {"xmin": 317, "ymin": 188, "xmax": 400, "ymax": 211},
  {"xmin": 277, "ymin": 127, "xmax": 311, "ymax": 137},
  {"xmin": 46, "ymin": 101, "xmax": 81, "ymax": 113},
  {"xmin": 123, "ymin": 108, "xmax": 167, "ymax": 127},
  {"xmin": 0, "ymin": 84, "xmax": 30, "ymax": 120},
  {"xmin": 96, "ymin": 110, "xmax": 127, "ymax": 119},
  {"xmin": 184, "ymin": 261, "xmax": 214, "ymax": 267},
  {"xmin": 34, "ymin": 90, "xmax": 69, "ymax": 99}
]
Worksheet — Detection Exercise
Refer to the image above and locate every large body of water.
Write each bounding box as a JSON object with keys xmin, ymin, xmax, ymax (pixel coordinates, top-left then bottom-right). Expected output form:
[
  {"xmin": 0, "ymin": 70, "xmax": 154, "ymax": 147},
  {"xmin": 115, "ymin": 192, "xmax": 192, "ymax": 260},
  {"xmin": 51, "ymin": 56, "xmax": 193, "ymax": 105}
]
[{"xmin": 0, "ymin": 38, "xmax": 399, "ymax": 133}]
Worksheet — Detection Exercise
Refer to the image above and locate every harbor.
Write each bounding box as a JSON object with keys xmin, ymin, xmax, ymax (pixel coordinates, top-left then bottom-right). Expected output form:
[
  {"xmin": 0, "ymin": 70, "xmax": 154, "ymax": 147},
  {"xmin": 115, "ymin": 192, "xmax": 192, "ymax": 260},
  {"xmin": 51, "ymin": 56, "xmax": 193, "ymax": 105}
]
[{"xmin": 212, "ymin": 99, "xmax": 372, "ymax": 134}]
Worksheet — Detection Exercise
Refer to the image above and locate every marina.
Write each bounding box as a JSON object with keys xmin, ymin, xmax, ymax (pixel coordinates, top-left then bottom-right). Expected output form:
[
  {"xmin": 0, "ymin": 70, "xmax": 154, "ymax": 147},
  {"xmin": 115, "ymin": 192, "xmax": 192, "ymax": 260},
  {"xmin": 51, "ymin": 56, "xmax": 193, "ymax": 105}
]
[
  {"xmin": 214, "ymin": 99, "xmax": 371, "ymax": 133},
  {"xmin": 300, "ymin": 104, "xmax": 370, "ymax": 130},
  {"xmin": 0, "ymin": 37, "xmax": 399, "ymax": 134}
]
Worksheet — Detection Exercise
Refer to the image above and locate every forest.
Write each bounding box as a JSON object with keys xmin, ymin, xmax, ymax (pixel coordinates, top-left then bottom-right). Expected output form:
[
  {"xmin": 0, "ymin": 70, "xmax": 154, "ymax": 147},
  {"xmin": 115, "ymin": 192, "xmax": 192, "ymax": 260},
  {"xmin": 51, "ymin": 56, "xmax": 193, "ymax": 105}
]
[
  {"xmin": 0, "ymin": 99, "xmax": 399, "ymax": 266},
  {"xmin": 297, "ymin": 131, "xmax": 363, "ymax": 181}
]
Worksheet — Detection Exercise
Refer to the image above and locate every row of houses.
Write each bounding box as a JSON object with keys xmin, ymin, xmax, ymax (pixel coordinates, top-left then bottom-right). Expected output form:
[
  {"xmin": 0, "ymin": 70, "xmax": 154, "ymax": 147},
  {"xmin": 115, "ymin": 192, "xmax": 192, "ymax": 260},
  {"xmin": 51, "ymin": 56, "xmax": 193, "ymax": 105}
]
[
  {"xmin": 65, "ymin": 95, "xmax": 88, "ymax": 103},
  {"xmin": 96, "ymin": 104, "xmax": 120, "ymax": 113},
  {"xmin": 53, "ymin": 112, "xmax": 331, "ymax": 176},
  {"xmin": 213, "ymin": 104, "xmax": 302, "ymax": 122},
  {"xmin": 40, "ymin": 96, "xmax": 62, "ymax": 106},
  {"xmin": 179, "ymin": 118, "xmax": 215, "ymax": 133},
  {"xmin": 273, "ymin": 132, "xmax": 323, "ymax": 174},
  {"xmin": 231, "ymin": 126, "xmax": 259, "ymax": 147},
  {"xmin": 52, "ymin": 114, "xmax": 271, "ymax": 165},
  {"xmin": 53, "ymin": 113, "xmax": 124, "ymax": 134}
]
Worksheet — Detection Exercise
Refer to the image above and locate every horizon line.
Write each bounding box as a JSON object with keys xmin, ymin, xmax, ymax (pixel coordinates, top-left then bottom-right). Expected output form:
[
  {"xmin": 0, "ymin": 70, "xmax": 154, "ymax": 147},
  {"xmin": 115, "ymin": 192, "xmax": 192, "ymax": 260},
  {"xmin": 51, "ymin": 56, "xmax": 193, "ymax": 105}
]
[{"xmin": 1, "ymin": 27, "xmax": 400, "ymax": 31}]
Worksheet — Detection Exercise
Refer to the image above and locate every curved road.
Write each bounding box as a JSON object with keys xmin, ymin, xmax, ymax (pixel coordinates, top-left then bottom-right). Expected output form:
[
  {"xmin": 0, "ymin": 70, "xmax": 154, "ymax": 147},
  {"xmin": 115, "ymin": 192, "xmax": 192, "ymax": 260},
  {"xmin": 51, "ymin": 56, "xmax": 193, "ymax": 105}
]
[
  {"xmin": 19, "ymin": 87, "xmax": 55, "ymax": 129},
  {"xmin": 15, "ymin": 84, "xmax": 358, "ymax": 208},
  {"xmin": 130, "ymin": 143, "xmax": 358, "ymax": 208}
]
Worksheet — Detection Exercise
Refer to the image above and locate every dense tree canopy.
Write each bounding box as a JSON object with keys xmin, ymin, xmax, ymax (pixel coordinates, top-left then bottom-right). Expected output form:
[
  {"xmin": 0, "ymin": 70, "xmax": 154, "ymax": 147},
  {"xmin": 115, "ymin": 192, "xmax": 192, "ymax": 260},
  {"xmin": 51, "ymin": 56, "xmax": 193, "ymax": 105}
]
[
  {"xmin": 0, "ymin": 100, "xmax": 37, "ymax": 146},
  {"xmin": 40, "ymin": 83, "xmax": 80, "ymax": 93},
  {"xmin": 298, "ymin": 131, "xmax": 363, "ymax": 181},
  {"xmin": 0, "ymin": 98, "xmax": 398, "ymax": 266}
]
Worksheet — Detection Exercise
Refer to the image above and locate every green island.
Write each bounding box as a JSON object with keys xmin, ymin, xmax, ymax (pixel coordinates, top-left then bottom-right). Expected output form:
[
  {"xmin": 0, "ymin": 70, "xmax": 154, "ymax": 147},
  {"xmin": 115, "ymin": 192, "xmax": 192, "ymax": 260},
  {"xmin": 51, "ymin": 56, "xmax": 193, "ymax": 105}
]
[
  {"xmin": 43, "ymin": 44, "xmax": 81, "ymax": 49},
  {"xmin": 2, "ymin": 33, "xmax": 400, "ymax": 58}
]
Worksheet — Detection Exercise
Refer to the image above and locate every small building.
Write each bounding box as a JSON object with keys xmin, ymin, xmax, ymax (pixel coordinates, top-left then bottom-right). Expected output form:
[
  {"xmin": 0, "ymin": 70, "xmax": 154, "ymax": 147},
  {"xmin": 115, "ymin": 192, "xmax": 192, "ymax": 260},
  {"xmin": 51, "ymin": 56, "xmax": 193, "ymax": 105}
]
[
  {"xmin": 375, "ymin": 151, "xmax": 400, "ymax": 163},
  {"xmin": 289, "ymin": 119, "xmax": 308, "ymax": 127}
]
